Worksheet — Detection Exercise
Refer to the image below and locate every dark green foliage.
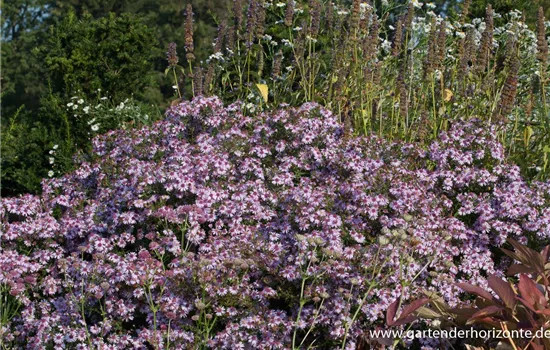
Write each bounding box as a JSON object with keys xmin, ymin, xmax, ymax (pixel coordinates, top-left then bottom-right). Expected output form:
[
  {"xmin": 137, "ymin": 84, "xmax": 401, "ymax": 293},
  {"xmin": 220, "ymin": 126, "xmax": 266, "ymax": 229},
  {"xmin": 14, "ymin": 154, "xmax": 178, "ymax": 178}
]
[
  {"xmin": 1, "ymin": 11, "xmax": 160, "ymax": 196},
  {"xmin": 1, "ymin": 107, "xmax": 53, "ymax": 195},
  {"xmin": 38, "ymin": 11, "xmax": 160, "ymax": 102}
]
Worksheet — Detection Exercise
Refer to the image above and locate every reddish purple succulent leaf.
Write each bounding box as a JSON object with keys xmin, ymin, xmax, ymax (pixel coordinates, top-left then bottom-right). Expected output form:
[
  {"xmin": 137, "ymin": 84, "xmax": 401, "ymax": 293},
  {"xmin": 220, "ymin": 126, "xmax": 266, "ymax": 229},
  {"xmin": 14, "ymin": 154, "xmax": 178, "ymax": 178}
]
[
  {"xmin": 456, "ymin": 282, "xmax": 497, "ymax": 302},
  {"xmin": 518, "ymin": 274, "xmax": 547, "ymax": 310},
  {"xmin": 487, "ymin": 274, "xmax": 516, "ymax": 309}
]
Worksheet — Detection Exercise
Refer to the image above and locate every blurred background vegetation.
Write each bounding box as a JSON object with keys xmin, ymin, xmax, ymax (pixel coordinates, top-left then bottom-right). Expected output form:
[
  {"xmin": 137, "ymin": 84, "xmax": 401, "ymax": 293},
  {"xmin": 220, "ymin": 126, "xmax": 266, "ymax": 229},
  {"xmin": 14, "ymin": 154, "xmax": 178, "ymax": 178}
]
[{"xmin": 1, "ymin": 0, "xmax": 550, "ymax": 196}]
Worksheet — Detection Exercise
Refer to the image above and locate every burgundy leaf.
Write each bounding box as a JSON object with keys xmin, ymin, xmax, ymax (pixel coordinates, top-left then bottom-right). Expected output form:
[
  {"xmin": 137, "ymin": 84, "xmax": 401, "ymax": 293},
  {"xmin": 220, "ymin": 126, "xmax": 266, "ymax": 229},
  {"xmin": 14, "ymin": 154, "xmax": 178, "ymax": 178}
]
[
  {"xmin": 391, "ymin": 315, "xmax": 418, "ymax": 327},
  {"xmin": 507, "ymin": 263, "xmax": 536, "ymax": 276},
  {"xmin": 468, "ymin": 305, "xmax": 503, "ymax": 321},
  {"xmin": 399, "ymin": 298, "xmax": 430, "ymax": 319},
  {"xmin": 518, "ymin": 274, "xmax": 547, "ymax": 310},
  {"xmin": 487, "ymin": 274, "xmax": 516, "ymax": 309},
  {"xmin": 507, "ymin": 239, "xmax": 545, "ymax": 274},
  {"xmin": 456, "ymin": 282, "xmax": 496, "ymax": 302},
  {"xmin": 386, "ymin": 298, "xmax": 399, "ymax": 326},
  {"xmin": 541, "ymin": 245, "xmax": 550, "ymax": 263}
]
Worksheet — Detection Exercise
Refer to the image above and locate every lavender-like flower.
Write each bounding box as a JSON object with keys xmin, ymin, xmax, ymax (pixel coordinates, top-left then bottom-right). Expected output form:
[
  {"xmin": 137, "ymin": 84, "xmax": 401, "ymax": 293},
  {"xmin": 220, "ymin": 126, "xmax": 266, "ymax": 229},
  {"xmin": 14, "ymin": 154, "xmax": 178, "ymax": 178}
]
[
  {"xmin": 184, "ymin": 4, "xmax": 195, "ymax": 61},
  {"xmin": 284, "ymin": 0, "xmax": 294, "ymax": 27},
  {"xmin": 166, "ymin": 42, "xmax": 179, "ymax": 67}
]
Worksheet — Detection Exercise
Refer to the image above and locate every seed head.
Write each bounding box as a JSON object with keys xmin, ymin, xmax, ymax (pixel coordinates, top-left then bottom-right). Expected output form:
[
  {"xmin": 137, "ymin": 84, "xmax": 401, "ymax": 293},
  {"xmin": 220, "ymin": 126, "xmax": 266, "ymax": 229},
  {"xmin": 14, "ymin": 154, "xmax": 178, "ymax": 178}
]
[
  {"xmin": 193, "ymin": 65, "xmax": 203, "ymax": 96},
  {"xmin": 233, "ymin": 0, "xmax": 244, "ymax": 29},
  {"xmin": 184, "ymin": 4, "xmax": 195, "ymax": 61},
  {"xmin": 272, "ymin": 50, "xmax": 283, "ymax": 80},
  {"xmin": 404, "ymin": 2, "xmax": 414, "ymax": 33},
  {"xmin": 309, "ymin": 0, "xmax": 321, "ymax": 38},
  {"xmin": 477, "ymin": 5, "xmax": 494, "ymax": 74},
  {"xmin": 284, "ymin": 0, "xmax": 294, "ymax": 27},
  {"xmin": 392, "ymin": 19, "xmax": 403, "ymax": 57},
  {"xmin": 166, "ymin": 42, "xmax": 179, "ymax": 67},
  {"xmin": 536, "ymin": 7, "xmax": 548, "ymax": 68}
]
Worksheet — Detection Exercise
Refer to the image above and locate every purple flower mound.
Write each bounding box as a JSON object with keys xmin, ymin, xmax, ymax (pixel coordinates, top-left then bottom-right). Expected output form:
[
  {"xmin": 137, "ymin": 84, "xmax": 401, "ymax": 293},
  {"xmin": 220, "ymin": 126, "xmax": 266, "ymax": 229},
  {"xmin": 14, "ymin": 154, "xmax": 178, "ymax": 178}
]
[{"xmin": 2, "ymin": 96, "xmax": 550, "ymax": 349}]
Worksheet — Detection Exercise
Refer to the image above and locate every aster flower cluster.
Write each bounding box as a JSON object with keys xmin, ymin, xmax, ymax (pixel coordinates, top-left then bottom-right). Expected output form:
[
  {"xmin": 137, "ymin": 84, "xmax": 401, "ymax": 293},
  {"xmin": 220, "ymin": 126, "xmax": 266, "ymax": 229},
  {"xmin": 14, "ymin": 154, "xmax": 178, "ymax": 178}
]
[{"xmin": 2, "ymin": 97, "xmax": 550, "ymax": 348}]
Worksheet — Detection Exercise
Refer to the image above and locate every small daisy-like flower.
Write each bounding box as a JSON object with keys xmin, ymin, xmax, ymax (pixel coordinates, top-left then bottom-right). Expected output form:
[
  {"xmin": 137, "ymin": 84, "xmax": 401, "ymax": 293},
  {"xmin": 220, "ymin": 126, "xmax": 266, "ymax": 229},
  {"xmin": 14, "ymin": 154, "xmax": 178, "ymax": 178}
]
[{"xmin": 410, "ymin": 0, "xmax": 423, "ymax": 8}]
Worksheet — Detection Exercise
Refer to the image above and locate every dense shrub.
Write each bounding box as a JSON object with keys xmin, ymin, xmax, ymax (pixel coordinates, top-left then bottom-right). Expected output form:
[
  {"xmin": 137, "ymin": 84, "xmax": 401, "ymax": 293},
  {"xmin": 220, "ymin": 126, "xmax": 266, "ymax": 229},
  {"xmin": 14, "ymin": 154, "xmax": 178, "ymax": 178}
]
[
  {"xmin": 0, "ymin": 11, "xmax": 161, "ymax": 197},
  {"xmin": 2, "ymin": 97, "xmax": 550, "ymax": 349}
]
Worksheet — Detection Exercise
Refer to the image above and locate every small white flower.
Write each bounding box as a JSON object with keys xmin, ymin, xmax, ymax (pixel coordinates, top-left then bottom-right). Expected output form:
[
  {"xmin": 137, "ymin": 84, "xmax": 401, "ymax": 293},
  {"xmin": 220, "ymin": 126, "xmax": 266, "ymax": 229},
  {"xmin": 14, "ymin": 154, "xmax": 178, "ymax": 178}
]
[
  {"xmin": 456, "ymin": 31, "xmax": 466, "ymax": 39},
  {"xmin": 426, "ymin": 2, "xmax": 436, "ymax": 9},
  {"xmin": 100, "ymin": 97, "xmax": 108, "ymax": 100},
  {"xmin": 359, "ymin": 3, "xmax": 371, "ymax": 12},
  {"xmin": 281, "ymin": 39, "xmax": 294, "ymax": 47},
  {"xmin": 270, "ymin": 41, "xmax": 278, "ymax": 46},
  {"xmin": 172, "ymin": 85, "xmax": 178, "ymax": 89},
  {"xmin": 48, "ymin": 170, "xmax": 54, "ymax": 177},
  {"xmin": 381, "ymin": 39, "xmax": 392, "ymax": 53},
  {"xmin": 77, "ymin": 99, "xmax": 84, "ymax": 104},
  {"xmin": 293, "ymin": 26, "xmax": 302, "ymax": 31},
  {"xmin": 72, "ymin": 105, "xmax": 78, "ymax": 110},
  {"xmin": 306, "ymin": 35, "xmax": 317, "ymax": 43},
  {"xmin": 276, "ymin": 2, "xmax": 285, "ymax": 7},
  {"xmin": 208, "ymin": 51, "xmax": 224, "ymax": 61},
  {"xmin": 83, "ymin": 106, "xmax": 90, "ymax": 114},
  {"xmin": 67, "ymin": 102, "xmax": 74, "ymax": 107},
  {"xmin": 49, "ymin": 157, "xmax": 55, "ymax": 164},
  {"xmin": 49, "ymin": 150, "xmax": 55, "ymax": 155},
  {"xmin": 410, "ymin": 0, "xmax": 423, "ymax": 8},
  {"xmin": 91, "ymin": 124, "xmax": 100, "ymax": 132},
  {"xmin": 53, "ymin": 144, "xmax": 59, "ymax": 150},
  {"xmin": 263, "ymin": 34, "xmax": 272, "ymax": 41}
]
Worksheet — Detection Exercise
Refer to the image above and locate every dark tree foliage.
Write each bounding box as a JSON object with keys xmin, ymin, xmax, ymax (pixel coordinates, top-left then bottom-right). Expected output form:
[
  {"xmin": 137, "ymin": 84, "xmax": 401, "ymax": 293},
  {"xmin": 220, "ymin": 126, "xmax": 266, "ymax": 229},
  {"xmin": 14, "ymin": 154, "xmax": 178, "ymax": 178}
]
[
  {"xmin": 1, "ymin": 11, "xmax": 160, "ymax": 196},
  {"xmin": 37, "ymin": 12, "xmax": 159, "ymax": 102}
]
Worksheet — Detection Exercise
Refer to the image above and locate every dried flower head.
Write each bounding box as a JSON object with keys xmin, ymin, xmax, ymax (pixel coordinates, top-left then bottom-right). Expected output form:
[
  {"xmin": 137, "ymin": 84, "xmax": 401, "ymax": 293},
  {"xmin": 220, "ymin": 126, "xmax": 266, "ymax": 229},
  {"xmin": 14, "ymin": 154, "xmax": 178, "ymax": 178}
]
[
  {"xmin": 536, "ymin": 7, "xmax": 548, "ymax": 68},
  {"xmin": 184, "ymin": 4, "xmax": 195, "ymax": 61},
  {"xmin": 496, "ymin": 36, "xmax": 520, "ymax": 121},
  {"xmin": 166, "ymin": 42, "xmax": 179, "ymax": 67},
  {"xmin": 309, "ymin": 0, "xmax": 321, "ymax": 38},
  {"xmin": 284, "ymin": 0, "xmax": 294, "ymax": 27},
  {"xmin": 272, "ymin": 49, "xmax": 283, "ymax": 79},
  {"xmin": 477, "ymin": 5, "xmax": 494, "ymax": 74},
  {"xmin": 392, "ymin": 19, "xmax": 403, "ymax": 57},
  {"xmin": 233, "ymin": 0, "xmax": 244, "ymax": 29}
]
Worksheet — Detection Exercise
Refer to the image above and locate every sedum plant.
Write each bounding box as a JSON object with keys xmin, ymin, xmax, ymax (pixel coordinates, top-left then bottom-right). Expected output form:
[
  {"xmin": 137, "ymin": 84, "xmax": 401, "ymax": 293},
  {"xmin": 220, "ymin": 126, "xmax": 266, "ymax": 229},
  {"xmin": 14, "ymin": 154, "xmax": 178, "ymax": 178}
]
[{"xmin": 409, "ymin": 238, "xmax": 550, "ymax": 350}]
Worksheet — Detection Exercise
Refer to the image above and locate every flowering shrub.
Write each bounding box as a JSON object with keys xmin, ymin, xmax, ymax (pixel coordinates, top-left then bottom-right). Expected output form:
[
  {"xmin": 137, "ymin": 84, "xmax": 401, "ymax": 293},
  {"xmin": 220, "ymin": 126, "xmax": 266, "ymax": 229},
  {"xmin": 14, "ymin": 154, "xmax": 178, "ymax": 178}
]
[{"xmin": 2, "ymin": 97, "xmax": 550, "ymax": 349}]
